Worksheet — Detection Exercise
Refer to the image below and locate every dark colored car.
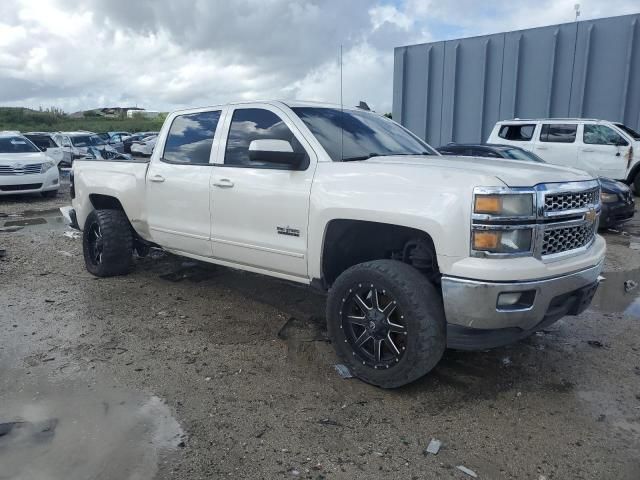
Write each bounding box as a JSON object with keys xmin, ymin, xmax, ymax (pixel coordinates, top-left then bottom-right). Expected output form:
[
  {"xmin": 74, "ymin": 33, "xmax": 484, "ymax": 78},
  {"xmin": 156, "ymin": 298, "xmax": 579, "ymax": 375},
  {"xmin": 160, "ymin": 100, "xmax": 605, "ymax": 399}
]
[
  {"xmin": 123, "ymin": 132, "xmax": 158, "ymax": 154},
  {"xmin": 598, "ymin": 177, "xmax": 635, "ymax": 229},
  {"xmin": 438, "ymin": 143, "xmax": 636, "ymax": 229}
]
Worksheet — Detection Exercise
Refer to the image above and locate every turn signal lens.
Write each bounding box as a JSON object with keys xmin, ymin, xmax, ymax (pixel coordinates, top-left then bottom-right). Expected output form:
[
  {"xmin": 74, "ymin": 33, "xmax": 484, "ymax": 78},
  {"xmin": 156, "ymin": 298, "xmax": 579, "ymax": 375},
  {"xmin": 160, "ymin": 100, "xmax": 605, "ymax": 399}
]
[
  {"xmin": 474, "ymin": 195, "xmax": 501, "ymax": 214},
  {"xmin": 472, "ymin": 231, "xmax": 500, "ymax": 250}
]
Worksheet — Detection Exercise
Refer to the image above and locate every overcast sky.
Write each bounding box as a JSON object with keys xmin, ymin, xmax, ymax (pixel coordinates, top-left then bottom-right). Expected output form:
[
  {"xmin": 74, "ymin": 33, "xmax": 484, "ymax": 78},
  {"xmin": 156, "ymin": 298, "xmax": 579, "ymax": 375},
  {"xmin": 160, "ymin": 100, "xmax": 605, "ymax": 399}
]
[{"xmin": 0, "ymin": 0, "xmax": 638, "ymax": 113}]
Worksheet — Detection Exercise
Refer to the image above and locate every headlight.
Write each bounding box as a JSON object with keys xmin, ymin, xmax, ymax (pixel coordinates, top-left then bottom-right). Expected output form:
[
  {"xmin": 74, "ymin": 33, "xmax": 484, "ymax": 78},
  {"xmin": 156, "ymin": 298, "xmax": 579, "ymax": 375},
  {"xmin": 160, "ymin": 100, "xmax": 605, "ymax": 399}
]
[
  {"xmin": 600, "ymin": 192, "xmax": 618, "ymax": 203},
  {"xmin": 474, "ymin": 193, "xmax": 534, "ymax": 217},
  {"xmin": 40, "ymin": 161, "xmax": 55, "ymax": 173},
  {"xmin": 472, "ymin": 228, "xmax": 533, "ymax": 254}
]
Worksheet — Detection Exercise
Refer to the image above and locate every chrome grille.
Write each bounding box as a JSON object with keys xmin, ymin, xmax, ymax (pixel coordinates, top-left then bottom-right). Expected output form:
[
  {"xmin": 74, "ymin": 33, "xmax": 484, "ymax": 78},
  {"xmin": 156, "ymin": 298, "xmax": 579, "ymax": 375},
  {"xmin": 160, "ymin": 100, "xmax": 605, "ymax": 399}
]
[
  {"xmin": 544, "ymin": 188, "xmax": 599, "ymax": 213},
  {"xmin": 0, "ymin": 163, "xmax": 43, "ymax": 175},
  {"xmin": 542, "ymin": 222, "xmax": 596, "ymax": 256}
]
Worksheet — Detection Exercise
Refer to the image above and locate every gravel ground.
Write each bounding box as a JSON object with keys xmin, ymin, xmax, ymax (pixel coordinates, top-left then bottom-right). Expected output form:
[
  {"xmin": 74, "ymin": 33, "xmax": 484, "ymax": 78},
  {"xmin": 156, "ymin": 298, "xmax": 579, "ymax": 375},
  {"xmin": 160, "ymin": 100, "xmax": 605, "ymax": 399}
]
[{"xmin": 1, "ymin": 185, "xmax": 639, "ymax": 479}]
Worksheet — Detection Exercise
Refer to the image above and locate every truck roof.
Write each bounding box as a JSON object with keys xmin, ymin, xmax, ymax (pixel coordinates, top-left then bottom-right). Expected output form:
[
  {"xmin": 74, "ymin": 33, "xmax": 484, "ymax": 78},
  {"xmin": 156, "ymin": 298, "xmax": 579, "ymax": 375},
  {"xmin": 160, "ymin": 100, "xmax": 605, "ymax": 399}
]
[
  {"xmin": 497, "ymin": 118, "xmax": 606, "ymax": 123},
  {"xmin": 169, "ymin": 100, "xmax": 368, "ymax": 116}
]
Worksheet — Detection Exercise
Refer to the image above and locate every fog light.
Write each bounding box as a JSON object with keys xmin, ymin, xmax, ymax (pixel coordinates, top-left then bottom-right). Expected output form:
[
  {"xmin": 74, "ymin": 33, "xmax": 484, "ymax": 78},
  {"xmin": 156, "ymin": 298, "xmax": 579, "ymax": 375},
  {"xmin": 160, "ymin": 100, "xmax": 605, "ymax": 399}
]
[{"xmin": 497, "ymin": 292, "xmax": 522, "ymax": 307}]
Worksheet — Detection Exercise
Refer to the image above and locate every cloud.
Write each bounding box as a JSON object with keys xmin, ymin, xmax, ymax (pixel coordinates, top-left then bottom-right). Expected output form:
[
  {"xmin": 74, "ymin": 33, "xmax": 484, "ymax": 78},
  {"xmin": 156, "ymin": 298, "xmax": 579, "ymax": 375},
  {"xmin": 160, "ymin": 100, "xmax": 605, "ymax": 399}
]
[{"xmin": 0, "ymin": 0, "xmax": 638, "ymax": 114}]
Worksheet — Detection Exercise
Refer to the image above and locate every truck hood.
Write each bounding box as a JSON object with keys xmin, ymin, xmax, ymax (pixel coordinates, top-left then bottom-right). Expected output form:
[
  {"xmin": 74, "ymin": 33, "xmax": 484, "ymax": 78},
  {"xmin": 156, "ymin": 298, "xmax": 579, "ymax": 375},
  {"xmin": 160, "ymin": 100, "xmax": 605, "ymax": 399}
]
[
  {"xmin": 365, "ymin": 155, "xmax": 595, "ymax": 187},
  {"xmin": 0, "ymin": 152, "xmax": 48, "ymax": 165}
]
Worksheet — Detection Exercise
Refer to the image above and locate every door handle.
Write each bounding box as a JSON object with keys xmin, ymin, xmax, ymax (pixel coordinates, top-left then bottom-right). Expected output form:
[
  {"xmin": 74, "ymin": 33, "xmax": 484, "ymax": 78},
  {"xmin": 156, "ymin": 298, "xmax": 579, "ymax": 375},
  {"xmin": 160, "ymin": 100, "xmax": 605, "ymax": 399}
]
[
  {"xmin": 149, "ymin": 174, "xmax": 165, "ymax": 183},
  {"xmin": 582, "ymin": 148, "xmax": 595, "ymax": 152},
  {"xmin": 536, "ymin": 146, "xmax": 548, "ymax": 150},
  {"xmin": 616, "ymin": 152, "xmax": 621, "ymax": 157},
  {"xmin": 213, "ymin": 178, "xmax": 234, "ymax": 188}
]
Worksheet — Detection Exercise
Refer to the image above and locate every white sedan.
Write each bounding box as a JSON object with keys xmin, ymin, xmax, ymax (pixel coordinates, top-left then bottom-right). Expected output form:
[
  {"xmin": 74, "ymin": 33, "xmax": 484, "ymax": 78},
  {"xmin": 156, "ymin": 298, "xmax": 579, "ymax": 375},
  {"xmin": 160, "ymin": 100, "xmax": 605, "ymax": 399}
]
[
  {"xmin": 0, "ymin": 133, "xmax": 60, "ymax": 197},
  {"xmin": 130, "ymin": 135, "xmax": 157, "ymax": 157}
]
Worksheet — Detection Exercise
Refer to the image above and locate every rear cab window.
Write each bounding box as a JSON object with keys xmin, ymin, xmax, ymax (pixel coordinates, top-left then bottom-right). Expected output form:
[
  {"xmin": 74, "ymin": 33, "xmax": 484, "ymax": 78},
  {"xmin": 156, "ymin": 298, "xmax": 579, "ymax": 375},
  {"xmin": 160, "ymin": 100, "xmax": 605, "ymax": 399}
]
[
  {"xmin": 162, "ymin": 111, "xmax": 221, "ymax": 164},
  {"xmin": 497, "ymin": 124, "xmax": 536, "ymax": 141},
  {"xmin": 539, "ymin": 124, "xmax": 577, "ymax": 143}
]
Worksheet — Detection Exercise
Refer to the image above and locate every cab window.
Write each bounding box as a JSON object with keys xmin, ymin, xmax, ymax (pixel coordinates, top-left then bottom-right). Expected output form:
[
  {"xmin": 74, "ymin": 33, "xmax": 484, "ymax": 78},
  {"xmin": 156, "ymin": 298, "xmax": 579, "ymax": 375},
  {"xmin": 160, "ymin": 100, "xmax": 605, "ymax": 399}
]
[
  {"xmin": 583, "ymin": 125, "xmax": 628, "ymax": 146},
  {"xmin": 539, "ymin": 124, "xmax": 577, "ymax": 143},
  {"xmin": 497, "ymin": 124, "xmax": 535, "ymax": 141},
  {"xmin": 163, "ymin": 110, "xmax": 221, "ymax": 164},
  {"xmin": 224, "ymin": 108, "xmax": 307, "ymax": 169}
]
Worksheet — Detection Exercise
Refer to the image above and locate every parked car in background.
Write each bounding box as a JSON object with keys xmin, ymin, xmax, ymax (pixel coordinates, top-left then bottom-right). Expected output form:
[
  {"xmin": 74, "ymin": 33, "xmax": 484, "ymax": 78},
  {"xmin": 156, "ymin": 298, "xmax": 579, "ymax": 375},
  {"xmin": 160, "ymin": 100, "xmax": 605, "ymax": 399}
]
[
  {"xmin": 124, "ymin": 132, "xmax": 158, "ymax": 154},
  {"xmin": 0, "ymin": 132, "xmax": 59, "ymax": 197},
  {"xmin": 95, "ymin": 131, "xmax": 131, "ymax": 153},
  {"xmin": 82, "ymin": 146, "xmax": 133, "ymax": 161},
  {"xmin": 65, "ymin": 100, "xmax": 606, "ymax": 388},
  {"xmin": 24, "ymin": 132, "xmax": 73, "ymax": 167},
  {"xmin": 598, "ymin": 177, "xmax": 635, "ymax": 229},
  {"xmin": 130, "ymin": 135, "xmax": 157, "ymax": 157},
  {"xmin": 438, "ymin": 143, "xmax": 635, "ymax": 230},
  {"xmin": 64, "ymin": 132, "xmax": 120, "ymax": 163},
  {"xmin": 487, "ymin": 119, "xmax": 640, "ymax": 188}
]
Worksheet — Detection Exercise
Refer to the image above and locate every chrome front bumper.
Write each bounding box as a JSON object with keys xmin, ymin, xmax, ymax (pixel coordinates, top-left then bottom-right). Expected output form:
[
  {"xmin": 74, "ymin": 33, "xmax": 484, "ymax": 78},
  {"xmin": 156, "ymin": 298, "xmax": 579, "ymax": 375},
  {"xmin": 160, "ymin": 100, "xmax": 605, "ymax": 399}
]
[{"xmin": 441, "ymin": 260, "xmax": 604, "ymax": 332}]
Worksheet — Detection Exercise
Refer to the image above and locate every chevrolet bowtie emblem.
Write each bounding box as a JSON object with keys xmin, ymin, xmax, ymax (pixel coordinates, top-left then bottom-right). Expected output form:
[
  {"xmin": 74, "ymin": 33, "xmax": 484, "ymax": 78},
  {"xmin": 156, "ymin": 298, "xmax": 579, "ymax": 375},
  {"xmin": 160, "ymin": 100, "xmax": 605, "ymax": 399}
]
[{"xmin": 585, "ymin": 208, "xmax": 597, "ymax": 223}]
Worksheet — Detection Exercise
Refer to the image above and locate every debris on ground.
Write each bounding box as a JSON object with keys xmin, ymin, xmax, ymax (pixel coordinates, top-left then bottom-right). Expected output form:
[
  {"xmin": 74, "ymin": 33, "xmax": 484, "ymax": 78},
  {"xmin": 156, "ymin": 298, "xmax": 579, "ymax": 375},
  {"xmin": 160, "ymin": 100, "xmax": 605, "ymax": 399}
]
[
  {"xmin": 58, "ymin": 251, "xmax": 74, "ymax": 257},
  {"xmin": 0, "ymin": 419, "xmax": 58, "ymax": 442},
  {"xmin": 424, "ymin": 438, "xmax": 442, "ymax": 455},
  {"xmin": 587, "ymin": 340, "xmax": 604, "ymax": 348},
  {"xmin": 624, "ymin": 279, "xmax": 638, "ymax": 292},
  {"xmin": 334, "ymin": 364, "xmax": 354, "ymax": 379},
  {"xmin": 0, "ymin": 248, "xmax": 6, "ymax": 258},
  {"xmin": 63, "ymin": 230, "xmax": 80, "ymax": 239},
  {"xmin": 456, "ymin": 465, "xmax": 478, "ymax": 478},
  {"xmin": 501, "ymin": 357, "xmax": 512, "ymax": 366},
  {"xmin": 0, "ymin": 226, "xmax": 24, "ymax": 233}
]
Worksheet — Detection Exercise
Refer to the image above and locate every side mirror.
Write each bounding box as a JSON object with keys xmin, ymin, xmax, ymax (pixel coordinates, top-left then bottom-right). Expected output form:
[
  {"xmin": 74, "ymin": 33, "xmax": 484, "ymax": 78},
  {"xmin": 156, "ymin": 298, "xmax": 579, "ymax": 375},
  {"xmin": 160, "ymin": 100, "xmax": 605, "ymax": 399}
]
[{"xmin": 248, "ymin": 139, "xmax": 304, "ymax": 167}]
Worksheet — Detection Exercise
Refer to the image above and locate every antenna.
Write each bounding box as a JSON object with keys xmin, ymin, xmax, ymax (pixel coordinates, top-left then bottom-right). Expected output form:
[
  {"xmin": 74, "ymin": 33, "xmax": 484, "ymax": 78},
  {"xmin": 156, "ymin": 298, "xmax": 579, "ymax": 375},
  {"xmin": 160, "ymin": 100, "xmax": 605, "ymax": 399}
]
[{"xmin": 340, "ymin": 44, "xmax": 344, "ymax": 161}]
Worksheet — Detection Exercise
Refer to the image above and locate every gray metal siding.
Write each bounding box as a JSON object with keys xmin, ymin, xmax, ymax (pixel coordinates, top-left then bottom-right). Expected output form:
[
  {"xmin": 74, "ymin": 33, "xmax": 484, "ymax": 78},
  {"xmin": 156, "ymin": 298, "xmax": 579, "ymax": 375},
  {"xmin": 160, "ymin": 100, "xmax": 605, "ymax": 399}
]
[{"xmin": 393, "ymin": 14, "xmax": 640, "ymax": 147}]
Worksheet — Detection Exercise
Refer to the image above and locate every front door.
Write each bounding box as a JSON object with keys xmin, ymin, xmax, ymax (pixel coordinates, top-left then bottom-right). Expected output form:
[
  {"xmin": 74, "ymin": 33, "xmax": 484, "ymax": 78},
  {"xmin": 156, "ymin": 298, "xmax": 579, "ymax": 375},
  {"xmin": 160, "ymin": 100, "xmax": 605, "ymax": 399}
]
[
  {"xmin": 146, "ymin": 109, "xmax": 224, "ymax": 257},
  {"xmin": 210, "ymin": 105, "xmax": 316, "ymax": 280},
  {"xmin": 579, "ymin": 124, "xmax": 630, "ymax": 180}
]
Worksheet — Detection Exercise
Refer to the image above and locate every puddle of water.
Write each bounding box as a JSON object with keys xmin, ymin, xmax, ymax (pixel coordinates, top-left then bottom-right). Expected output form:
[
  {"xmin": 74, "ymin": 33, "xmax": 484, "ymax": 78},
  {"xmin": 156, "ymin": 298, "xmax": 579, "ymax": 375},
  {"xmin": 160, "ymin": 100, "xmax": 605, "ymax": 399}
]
[
  {"xmin": 0, "ymin": 383, "xmax": 184, "ymax": 480},
  {"xmin": 590, "ymin": 268, "xmax": 640, "ymax": 317},
  {"xmin": 0, "ymin": 209, "xmax": 67, "ymax": 233}
]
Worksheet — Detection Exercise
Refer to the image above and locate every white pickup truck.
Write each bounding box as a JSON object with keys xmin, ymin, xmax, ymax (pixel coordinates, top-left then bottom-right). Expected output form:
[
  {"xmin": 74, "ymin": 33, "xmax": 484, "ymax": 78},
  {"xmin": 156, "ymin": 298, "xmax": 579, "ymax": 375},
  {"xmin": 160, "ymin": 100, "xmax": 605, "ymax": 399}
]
[{"xmin": 64, "ymin": 101, "xmax": 606, "ymax": 388}]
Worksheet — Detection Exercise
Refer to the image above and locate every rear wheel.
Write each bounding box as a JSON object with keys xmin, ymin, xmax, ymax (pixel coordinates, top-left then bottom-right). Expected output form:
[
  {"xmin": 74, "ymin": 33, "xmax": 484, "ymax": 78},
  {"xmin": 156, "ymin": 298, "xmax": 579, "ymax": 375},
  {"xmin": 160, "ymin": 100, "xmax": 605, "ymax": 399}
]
[
  {"xmin": 82, "ymin": 209, "xmax": 133, "ymax": 277},
  {"xmin": 327, "ymin": 260, "xmax": 446, "ymax": 388}
]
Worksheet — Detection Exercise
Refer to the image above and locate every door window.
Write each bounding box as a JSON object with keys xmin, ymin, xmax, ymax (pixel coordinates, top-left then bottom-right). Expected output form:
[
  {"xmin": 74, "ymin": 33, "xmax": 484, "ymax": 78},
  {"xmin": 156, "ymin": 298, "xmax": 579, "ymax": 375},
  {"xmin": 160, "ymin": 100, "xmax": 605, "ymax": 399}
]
[
  {"xmin": 224, "ymin": 108, "xmax": 307, "ymax": 169},
  {"xmin": 583, "ymin": 125, "xmax": 628, "ymax": 146},
  {"xmin": 497, "ymin": 124, "xmax": 535, "ymax": 141},
  {"xmin": 162, "ymin": 110, "xmax": 221, "ymax": 164},
  {"xmin": 539, "ymin": 124, "xmax": 577, "ymax": 143}
]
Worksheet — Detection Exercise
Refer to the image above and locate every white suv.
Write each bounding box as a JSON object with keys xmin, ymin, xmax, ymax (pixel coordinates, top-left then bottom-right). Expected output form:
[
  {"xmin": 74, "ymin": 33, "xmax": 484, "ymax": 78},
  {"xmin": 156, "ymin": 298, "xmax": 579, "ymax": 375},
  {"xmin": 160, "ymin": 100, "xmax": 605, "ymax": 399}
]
[{"xmin": 487, "ymin": 119, "xmax": 640, "ymax": 188}]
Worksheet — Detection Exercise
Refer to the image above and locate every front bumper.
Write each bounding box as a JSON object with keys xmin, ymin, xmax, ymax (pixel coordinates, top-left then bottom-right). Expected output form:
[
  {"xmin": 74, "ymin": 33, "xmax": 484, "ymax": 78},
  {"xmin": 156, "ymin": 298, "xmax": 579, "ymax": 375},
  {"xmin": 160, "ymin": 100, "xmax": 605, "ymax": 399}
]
[
  {"xmin": 600, "ymin": 199, "xmax": 635, "ymax": 229},
  {"xmin": 442, "ymin": 260, "xmax": 603, "ymax": 350},
  {"xmin": 0, "ymin": 169, "xmax": 59, "ymax": 195}
]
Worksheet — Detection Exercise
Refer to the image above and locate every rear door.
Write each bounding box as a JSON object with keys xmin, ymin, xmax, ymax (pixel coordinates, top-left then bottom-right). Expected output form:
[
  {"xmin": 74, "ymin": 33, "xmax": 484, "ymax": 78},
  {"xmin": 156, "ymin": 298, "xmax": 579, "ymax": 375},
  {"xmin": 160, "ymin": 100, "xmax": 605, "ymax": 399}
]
[
  {"xmin": 579, "ymin": 124, "xmax": 630, "ymax": 180},
  {"xmin": 532, "ymin": 123, "xmax": 578, "ymax": 169},
  {"xmin": 210, "ymin": 104, "xmax": 316, "ymax": 279},
  {"xmin": 146, "ymin": 108, "xmax": 225, "ymax": 257}
]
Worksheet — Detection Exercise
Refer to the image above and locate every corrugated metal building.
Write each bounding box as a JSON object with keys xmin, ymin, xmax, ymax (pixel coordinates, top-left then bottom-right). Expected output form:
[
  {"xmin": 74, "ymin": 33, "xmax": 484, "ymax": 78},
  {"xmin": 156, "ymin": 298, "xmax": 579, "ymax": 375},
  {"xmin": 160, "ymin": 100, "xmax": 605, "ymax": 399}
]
[{"xmin": 392, "ymin": 14, "xmax": 640, "ymax": 147}]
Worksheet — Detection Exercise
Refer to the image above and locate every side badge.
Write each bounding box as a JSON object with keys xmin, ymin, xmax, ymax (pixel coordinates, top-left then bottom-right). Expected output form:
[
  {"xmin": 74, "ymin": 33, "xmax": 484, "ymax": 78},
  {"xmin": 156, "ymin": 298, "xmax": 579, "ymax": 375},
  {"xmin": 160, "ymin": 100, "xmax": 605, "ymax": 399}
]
[{"xmin": 277, "ymin": 226, "xmax": 300, "ymax": 237}]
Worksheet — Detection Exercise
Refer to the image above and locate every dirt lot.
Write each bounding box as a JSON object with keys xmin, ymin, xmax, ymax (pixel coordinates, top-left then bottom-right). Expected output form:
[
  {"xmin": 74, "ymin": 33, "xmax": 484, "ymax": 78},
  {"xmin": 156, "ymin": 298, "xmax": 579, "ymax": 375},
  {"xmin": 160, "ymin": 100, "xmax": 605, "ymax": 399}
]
[{"xmin": 1, "ymin": 184, "xmax": 639, "ymax": 480}]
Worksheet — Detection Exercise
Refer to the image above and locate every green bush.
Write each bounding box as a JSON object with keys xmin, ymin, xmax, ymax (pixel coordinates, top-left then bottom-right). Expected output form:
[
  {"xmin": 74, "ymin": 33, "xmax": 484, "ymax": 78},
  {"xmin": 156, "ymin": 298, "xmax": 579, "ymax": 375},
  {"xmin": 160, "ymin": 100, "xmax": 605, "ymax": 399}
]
[{"xmin": 0, "ymin": 108, "xmax": 166, "ymax": 133}]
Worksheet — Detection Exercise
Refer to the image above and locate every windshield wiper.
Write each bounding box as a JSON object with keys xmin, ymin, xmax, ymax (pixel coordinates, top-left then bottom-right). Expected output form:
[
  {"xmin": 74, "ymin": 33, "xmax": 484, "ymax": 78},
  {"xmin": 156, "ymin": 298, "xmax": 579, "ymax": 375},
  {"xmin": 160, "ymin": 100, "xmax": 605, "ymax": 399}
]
[
  {"xmin": 341, "ymin": 151, "xmax": 432, "ymax": 162},
  {"xmin": 341, "ymin": 153, "xmax": 381, "ymax": 162}
]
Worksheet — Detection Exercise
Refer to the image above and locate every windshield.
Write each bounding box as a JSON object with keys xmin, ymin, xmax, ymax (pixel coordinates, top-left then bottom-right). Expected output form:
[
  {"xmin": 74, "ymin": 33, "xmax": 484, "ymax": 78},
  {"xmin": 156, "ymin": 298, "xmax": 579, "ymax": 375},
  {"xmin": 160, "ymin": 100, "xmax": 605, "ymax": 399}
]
[
  {"xmin": 502, "ymin": 148, "xmax": 545, "ymax": 163},
  {"xmin": 292, "ymin": 107, "xmax": 436, "ymax": 161},
  {"xmin": 0, "ymin": 136, "xmax": 40, "ymax": 154},
  {"xmin": 614, "ymin": 123, "xmax": 640, "ymax": 140},
  {"xmin": 25, "ymin": 135, "xmax": 58, "ymax": 150}
]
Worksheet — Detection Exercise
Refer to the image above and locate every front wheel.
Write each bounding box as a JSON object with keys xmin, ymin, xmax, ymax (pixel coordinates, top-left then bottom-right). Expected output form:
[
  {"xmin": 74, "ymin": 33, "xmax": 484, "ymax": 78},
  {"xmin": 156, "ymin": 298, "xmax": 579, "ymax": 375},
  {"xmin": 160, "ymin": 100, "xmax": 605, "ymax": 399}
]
[
  {"xmin": 82, "ymin": 209, "xmax": 133, "ymax": 277},
  {"xmin": 327, "ymin": 260, "xmax": 446, "ymax": 388}
]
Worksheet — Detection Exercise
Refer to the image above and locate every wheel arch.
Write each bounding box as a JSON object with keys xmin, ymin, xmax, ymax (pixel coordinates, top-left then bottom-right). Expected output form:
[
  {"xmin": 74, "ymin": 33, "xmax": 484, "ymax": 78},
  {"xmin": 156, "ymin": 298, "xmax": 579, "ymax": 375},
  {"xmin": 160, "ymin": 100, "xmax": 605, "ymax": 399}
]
[{"xmin": 318, "ymin": 219, "xmax": 440, "ymax": 288}]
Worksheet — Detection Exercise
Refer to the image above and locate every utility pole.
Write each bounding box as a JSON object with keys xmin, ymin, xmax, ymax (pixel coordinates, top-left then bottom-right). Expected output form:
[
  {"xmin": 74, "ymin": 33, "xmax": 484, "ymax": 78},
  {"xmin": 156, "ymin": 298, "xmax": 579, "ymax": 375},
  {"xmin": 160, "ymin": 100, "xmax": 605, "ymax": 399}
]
[{"xmin": 574, "ymin": 3, "xmax": 581, "ymax": 22}]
